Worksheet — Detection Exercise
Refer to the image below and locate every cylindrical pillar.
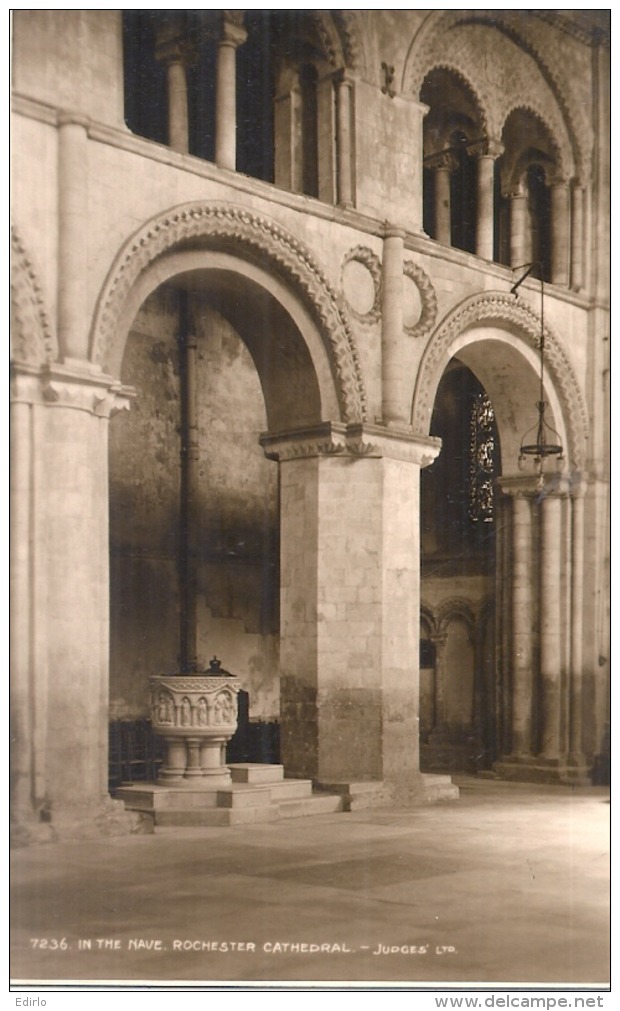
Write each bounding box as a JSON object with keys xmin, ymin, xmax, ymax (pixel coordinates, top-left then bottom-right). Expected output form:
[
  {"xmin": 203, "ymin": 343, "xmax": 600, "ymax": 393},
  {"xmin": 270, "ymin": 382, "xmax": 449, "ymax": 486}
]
[
  {"xmin": 550, "ymin": 181, "xmax": 570, "ymax": 286},
  {"xmin": 167, "ymin": 56, "xmax": 189, "ymax": 154},
  {"xmin": 509, "ymin": 190, "xmax": 527, "ymax": 267},
  {"xmin": 336, "ymin": 73, "xmax": 353, "ymax": 207},
  {"xmin": 215, "ymin": 19, "xmax": 247, "ymax": 171},
  {"xmin": 476, "ymin": 154, "xmax": 496, "ymax": 260},
  {"xmin": 434, "ymin": 164, "xmax": 451, "ymax": 246},
  {"xmin": 431, "ymin": 633, "xmax": 447, "ymax": 730},
  {"xmin": 160, "ymin": 737, "xmax": 187, "ymax": 781},
  {"xmin": 539, "ymin": 494, "xmax": 563, "ymax": 759},
  {"xmin": 511, "ymin": 493, "xmax": 534, "ymax": 757},
  {"xmin": 571, "ymin": 183, "xmax": 585, "ymax": 292},
  {"xmin": 57, "ymin": 116, "xmax": 89, "ymax": 361},
  {"xmin": 569, "ymin": 486, "xmax": 586, "ymax": 758},
  {"xmin": 381, "ymin": 226, "xmax": 406, "ymax": 426}
]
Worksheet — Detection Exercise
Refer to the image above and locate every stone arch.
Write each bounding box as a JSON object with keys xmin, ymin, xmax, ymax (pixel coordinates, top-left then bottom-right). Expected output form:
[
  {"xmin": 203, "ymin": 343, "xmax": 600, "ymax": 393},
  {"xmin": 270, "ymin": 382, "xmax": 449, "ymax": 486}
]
[
  {"xmin": 420, "ymin": 602, "xmax": 438, "ymax": 639},
  {"xmin": 10, "ymin": 227, "xmax": 57, "ymax": 365},
  {"xmin": 334, "ymin": 11, "xmax": 368, "ymax": 74},
  {"xmin": 499, "ymin": 104, "xmax": 568, "ymax": 187},
  {"xmin": 411, "ymin": 291, "xmax": 588, "ymax": 471},
  {"xmin": 402, "ymin": 10, "xmax": 587, "ymax": 180},
  {"xmin": 90, "ymin": 201, "xmax": 367, "ymax": 425},
  {"xmin": 420, "ymin": 62, "xmax": 490, "ymax": 144},
  {"xmin": 437, "ymin": 597, "xmax": 477, "ymax": 638},
  {"xmin": 309, "ymin": 11, "xmax": 344, "ymax": 69}
]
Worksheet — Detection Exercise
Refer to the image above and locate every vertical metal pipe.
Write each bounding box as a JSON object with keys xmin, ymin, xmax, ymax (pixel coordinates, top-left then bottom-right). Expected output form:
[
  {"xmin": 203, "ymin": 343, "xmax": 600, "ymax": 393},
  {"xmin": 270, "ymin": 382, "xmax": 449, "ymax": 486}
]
[{"xmin": 178, "ymin": 293, "xmax": 199, "ymax": 671}]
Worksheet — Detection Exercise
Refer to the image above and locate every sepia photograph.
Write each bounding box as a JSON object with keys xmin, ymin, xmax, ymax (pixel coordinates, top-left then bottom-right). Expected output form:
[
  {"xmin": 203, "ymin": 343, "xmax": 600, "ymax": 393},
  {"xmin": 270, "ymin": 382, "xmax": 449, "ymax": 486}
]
[{"xmin": 9, "ymin": 7, "xmax": 611, "ymax": 993}]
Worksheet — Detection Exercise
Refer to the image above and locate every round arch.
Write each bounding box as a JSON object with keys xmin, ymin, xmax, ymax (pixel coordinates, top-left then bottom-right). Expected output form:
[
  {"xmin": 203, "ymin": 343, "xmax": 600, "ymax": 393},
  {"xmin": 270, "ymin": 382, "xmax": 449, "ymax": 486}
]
[
  {"xmin": 402, "ymin": 10, "xmax": 585, "ymax": 180},
  {"xmin": 10, "ymin": 227, "xmax": 57, "ymax": 366},
  {"xmin": 90, "ymin": 201, "xmax": 367, "ymax": 427},
  {"xmin": 411, "ymin": 292, "xmax": 588, "ymax": 474}
]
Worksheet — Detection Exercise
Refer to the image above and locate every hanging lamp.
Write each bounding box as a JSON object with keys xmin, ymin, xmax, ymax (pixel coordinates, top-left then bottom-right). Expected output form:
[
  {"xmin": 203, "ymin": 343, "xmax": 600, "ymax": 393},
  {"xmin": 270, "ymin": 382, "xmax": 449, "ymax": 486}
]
[{"xmin": 510, "ymin": 262, "xmax": 564, "ymax": 488}]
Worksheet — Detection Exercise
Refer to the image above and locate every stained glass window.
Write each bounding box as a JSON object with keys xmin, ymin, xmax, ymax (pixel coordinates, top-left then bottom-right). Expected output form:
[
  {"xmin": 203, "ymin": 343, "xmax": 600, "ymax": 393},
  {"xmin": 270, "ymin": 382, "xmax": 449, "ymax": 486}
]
[{"xmin": 469, "ymin": 392, "xmax": 497, "ymax": 523}]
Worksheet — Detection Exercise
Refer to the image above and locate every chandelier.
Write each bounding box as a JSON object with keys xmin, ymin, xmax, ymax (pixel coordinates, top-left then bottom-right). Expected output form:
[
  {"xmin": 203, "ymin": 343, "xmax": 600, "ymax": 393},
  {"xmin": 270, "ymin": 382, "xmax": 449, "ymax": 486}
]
[{"xmin": 510, "ymin": 263, "xmax": 564, "ymax": 488}]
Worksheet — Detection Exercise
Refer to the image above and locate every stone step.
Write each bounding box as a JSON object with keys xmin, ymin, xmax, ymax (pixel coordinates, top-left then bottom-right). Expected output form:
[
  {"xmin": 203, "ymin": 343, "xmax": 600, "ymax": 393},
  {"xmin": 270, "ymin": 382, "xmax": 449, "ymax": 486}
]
[
  {"xmin": 217, "ymin": 786, "xmax": 272, "ymax": 809},
  {"xmin": 421, "ymin": 773, "xmax": 460, "ymax": 803},
  {"xmin": 229, "ymin": 763, "xmax": 285, "ymax": 784},
  {"xmin": 268, "ymin": 779, "xmax": 314, "ymax": 801},
  {"xmin": 115, "ymin": 785, "xmax": 222, "ymax": 811},
  {"xmin": 277, "ymin": 793, "xmax": 344, "ymax": 820},
  {"xmin": 155, "ymin": 805, "xmax": 279, "ymax": 827}
]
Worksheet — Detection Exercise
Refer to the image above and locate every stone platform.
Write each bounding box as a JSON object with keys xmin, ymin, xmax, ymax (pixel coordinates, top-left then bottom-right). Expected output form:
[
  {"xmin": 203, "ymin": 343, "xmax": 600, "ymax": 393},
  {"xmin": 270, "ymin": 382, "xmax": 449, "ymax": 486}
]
[
  {"xmin": 115, "ymin": 765, "xmax": 459, "ymax": 828},
  {"xmin": 115, "ymin": 764, "xmax": 344, "ymax": 827}
]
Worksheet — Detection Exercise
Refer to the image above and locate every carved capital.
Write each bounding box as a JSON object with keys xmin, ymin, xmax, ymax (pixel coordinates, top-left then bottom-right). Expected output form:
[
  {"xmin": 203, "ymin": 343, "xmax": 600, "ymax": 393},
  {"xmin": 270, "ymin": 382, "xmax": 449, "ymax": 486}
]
[
  {"xmin": 221, "ymin": 12, "xmax": 247, "ymax": 48},
  {"xmin": 471, "ymin": 137, "xmax": 504, "ymax": 160},
  {"xmin": 260, "ymin": 423, "xmax": 348, "ymax": 462},
  {"xmin": 38, "ymin": 363, "xmax": 135, "ymax": 417},
  {"xmin": 155, "ymin": 36, "xmax": 196, "ymax": 67},
  {"xmin": 261, "ymin": 422, "xmax": 441, "ymax": 466},
  {"xmin": 424, "ymin": 151, "xmax": 458, "ymax": 173},
  {"xmin": 348, "ymin": 424, "xmax": 442, "ymax": 466}
]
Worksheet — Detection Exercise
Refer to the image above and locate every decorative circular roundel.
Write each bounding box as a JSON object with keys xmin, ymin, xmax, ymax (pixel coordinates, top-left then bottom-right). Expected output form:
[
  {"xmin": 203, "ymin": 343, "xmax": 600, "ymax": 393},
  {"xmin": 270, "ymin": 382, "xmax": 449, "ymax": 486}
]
[
  {"xmin": 341, "ymin": 246, "xmax": 382, "ymax": 323},
  {"xmin": 402, "ymin": 260, "xmax": 437, "ymax": 339}
]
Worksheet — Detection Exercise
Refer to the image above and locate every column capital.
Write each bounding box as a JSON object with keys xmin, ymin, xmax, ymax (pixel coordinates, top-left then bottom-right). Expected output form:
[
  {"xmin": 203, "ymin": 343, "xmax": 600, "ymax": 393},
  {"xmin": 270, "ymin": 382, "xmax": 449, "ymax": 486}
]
[
  {"xmin": 383, "ymin": 223, "xmax": 406, "ymax": 242},
  {"xmin": 334, "ymin": 68, "xmax": 357, "ymax": 88},
  {"xmin": 471, "ymin": 137, "xmax": 504, "ymax": 160},
  {"xmin": 260, "ymin": 422, "xmax": 441, "ymax": 466},
  {"xmin": 11, "ymin": 360, "xmax": 134, "ymax": 417},
  {"xmin": 424, "ymin": 151, "xmax": 458, "ymax": 173},
  {"xmin": 155, "ymin": 36, "xmax": 195, "ymax": 67},
  {"xmin": 498, "ymin": 473, "xmax": 573, "ymax": 498},
  {"xmin": 220, "ymin": 13, "xmax": 247, "ymax": 48},
  {"xmin": 57, "ymin": 111, "xmax": 90, "ymax": 131}
]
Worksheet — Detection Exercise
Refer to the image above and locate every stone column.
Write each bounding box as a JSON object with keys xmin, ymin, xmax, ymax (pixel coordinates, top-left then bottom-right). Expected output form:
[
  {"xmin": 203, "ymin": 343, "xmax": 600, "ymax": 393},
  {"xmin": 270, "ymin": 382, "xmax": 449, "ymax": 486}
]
[
  {"xmin": 550, "ymin": 180, "xmax": 570, "ymax": 286},
  {"xmin": 57, "ymin": 115, "xmax": 89, "ymax": 361},
  {"xmin": 568, "ymin": 479, "xmax": 587, "ymax": 766},
  {"xmin": 510, "ymin": 491, "xmax": 534, "ymax": 757},
  {"xmin": 10, "ymin": 368, "xmax": 51, "ymax": 842},
  {"xmin": 166, "ymin": 51, "xmax": 190, "ymax": 154},
  {"xmin": 261, "ymin": 423, "xmax": 446, "ymax": 808},
  {"xmin": 475, "ymin": 140, "xmax": 503, "ymax": 260},
  {"xmin": 432, "ymin": 156, "xmax": 452, "ymax": 246},
  {"xmin": 11, "ymin": 363, "xmax": 135, "ymax": 840},
  {"xmin": 381, "ymin": 225, "xmax": 407, "ymax": 426},
  {"xmin": 215, "ymin": 16, "xmax": 247, "ymax": 171},
  {"xmin": 539, "ymin": 493, "xmax": 563, "ymax": 760},
  {"xmin": 571, "ymin": 183, "xmax": 585, "ymax": 292},
  {"xmin": 430, "ymin": 632, "xmax": 448, "ymax": 731},
  {"xmin": 336, "ymin": 71, "xmax": 354, "ymax": 207},
  {"xmin": 509, "ymin": 187, "xmax": 527, "ymax": 267},
  {"xmin": 273, "ymin": 77, "xmax": 301, "ymax": 193},
  {"xmin": 155, "ymin": 23, "xmax": 191, "ymax": 154}
]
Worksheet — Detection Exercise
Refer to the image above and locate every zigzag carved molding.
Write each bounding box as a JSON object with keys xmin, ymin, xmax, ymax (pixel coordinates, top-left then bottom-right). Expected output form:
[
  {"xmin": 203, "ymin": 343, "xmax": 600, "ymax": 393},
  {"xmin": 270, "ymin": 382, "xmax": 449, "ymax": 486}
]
[
  {"xmin": 91, "ymin": 202, "xmax": 367, "ymax": 424},
  {"xmin": 412, "ymin": 292, "xmax": 588, "ymax": 469}
]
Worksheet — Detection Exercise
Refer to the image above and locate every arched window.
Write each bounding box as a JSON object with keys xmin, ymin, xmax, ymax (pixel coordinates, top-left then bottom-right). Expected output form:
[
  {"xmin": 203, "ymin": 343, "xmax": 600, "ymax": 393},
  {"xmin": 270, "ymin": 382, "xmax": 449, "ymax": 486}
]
[
  {"xmin": 421, "ymin": 362, "xmax": 500, "ymax": 560},
  {"xmin": 449, "ymin": 131, "xmax": 477, "ymax": 254},
  {"xmin": 122, "ymin": 11, "xmax": 168, "ymax": 146},
  {"xmin": 420, "ymin": 69, "xmax": 483, "ymax": 255},
  {"xmin": 499, "ymin": 109, "xmax": 557, "ymax": 281},
  {"xmin": 526, "ymin": 164, "xmax": 552, "ymax": 281}
]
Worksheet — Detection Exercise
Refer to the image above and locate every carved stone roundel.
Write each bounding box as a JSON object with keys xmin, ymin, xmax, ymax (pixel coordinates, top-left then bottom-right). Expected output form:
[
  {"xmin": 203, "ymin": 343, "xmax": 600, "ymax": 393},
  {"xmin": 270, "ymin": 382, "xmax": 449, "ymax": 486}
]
[
  {"xmin": 341, "ymin": 246, "xmax": 382, "ymax": 322},
  {"xmin": 403, "ymin": 260, "xmax": 438, "ymax": 339}
]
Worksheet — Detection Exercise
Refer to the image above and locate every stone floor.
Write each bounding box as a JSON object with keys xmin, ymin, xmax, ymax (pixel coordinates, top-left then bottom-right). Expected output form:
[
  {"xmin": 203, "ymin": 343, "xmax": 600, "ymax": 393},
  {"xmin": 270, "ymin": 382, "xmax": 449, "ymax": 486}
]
[{"xmin": 10, "ymin": 776, "xmax": 610, "ymax": 989}]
